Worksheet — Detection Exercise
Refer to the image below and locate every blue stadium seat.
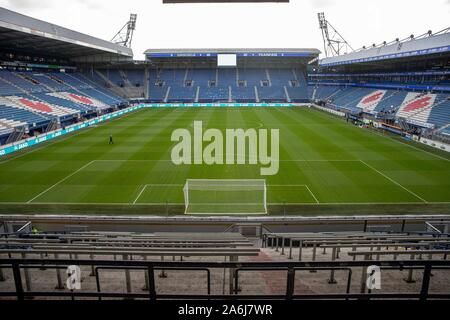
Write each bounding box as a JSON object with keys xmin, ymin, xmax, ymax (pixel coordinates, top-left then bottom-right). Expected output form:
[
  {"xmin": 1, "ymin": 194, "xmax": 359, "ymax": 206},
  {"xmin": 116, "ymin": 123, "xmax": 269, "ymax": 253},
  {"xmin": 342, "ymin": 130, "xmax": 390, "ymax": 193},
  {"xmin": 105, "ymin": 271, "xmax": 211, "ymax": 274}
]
[
  {"xmin": 198, "ymin": 86, "xmax": 229, "ymax": 103},
  {"xmin": 258, "ymin": 86, "xmax": 287, "ymax": 102},
  {"xmin": 143, "ymin": 67, "xmax": 309, "ymax": 103},
  {"xmin": 149, "ymin": 86, "xmax": 169, "ymax": 102},
  {"xmin": 167, "ymin": 86, "xmax": 197, "ymax": 103},
  {"xmin": 0, "ymin": 69, "xmax": 127, "ymax": 135},
  {"xmin": 232, "ymin": 86, "xmax": 255, "ymax": 102}
]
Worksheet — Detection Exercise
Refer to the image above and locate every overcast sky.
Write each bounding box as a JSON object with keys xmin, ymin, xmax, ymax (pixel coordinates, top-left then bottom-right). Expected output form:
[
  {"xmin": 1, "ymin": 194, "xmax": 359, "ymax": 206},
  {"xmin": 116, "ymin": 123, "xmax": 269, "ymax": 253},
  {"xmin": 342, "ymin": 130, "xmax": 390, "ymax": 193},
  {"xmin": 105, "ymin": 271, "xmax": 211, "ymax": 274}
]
[{"xmin": 1, "ymin": 0, "xmax": 449, "ymax": 60}]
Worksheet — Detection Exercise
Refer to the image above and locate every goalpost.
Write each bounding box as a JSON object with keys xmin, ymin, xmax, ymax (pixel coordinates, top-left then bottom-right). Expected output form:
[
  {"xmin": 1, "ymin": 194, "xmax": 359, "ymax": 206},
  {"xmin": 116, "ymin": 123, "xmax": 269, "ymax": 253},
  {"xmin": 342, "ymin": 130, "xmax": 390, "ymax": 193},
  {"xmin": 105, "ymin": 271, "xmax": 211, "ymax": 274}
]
[{"xmin": 183, "ymin": 179, "xmax": 267, "ymax": 215}]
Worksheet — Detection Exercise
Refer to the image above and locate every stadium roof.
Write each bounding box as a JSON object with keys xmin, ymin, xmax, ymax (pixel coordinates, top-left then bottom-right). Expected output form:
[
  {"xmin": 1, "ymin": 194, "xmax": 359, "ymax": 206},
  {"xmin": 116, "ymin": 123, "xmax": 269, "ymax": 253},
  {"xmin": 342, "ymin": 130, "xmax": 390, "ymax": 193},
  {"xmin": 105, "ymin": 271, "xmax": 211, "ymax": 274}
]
[
  {"xmin": 320, "ymin": 29, "xmax": 450, "ymax": 67},
  {"xmin": 145, "ymin": 48, "xmax": 320, "ymax": 58},
  {"xmin": 163, "ymin": 0, "xmax": 289, "ymax": 2},
  {"xmin": 0, "ymin": 7, "xmax": 133, "ymax": 61}
]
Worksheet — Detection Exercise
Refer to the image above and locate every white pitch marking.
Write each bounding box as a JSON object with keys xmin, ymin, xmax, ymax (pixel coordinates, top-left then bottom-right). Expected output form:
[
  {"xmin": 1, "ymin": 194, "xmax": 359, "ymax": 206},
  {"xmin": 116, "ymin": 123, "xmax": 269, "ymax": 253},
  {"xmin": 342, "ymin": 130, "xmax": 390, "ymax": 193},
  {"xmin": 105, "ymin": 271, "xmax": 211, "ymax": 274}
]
[
  {"xmin": 20, "ymin": 159, "xmax": 434, "ymax": 205},
  {"xmin": 133, "ymin": 184, "xmax": 184, "ymax": 204},
  {"xmin": 367, "ymin": 128, "xmax": 449, "ymax": 162},
  {"xmin": 93, "ymin": 159, "xmax": 361, "ymax": 163},
  {"xmin": 0, "ymin": 128, "xmax": 95, "ymax": 165},
  {"xmin": 305, "ymin": 185, "xmax": 320, "ymax": 204},
  {"xmin": 27, "ymin": 161, "xmax": 95, "ymax": 203},
  {"xmin": 133, "ymin": 185, "xmax": 149, "ymax": 205},
  {"xmin": 360, "ymin": 160, "xmax": 428, "ymax": 203},
  {"xmin": 3, "ymin": 201, "xmax": 450, "ymax": 206},
  {"xmin": 269, "ymin": 184, "xmax": 320, "ymax": 204}
]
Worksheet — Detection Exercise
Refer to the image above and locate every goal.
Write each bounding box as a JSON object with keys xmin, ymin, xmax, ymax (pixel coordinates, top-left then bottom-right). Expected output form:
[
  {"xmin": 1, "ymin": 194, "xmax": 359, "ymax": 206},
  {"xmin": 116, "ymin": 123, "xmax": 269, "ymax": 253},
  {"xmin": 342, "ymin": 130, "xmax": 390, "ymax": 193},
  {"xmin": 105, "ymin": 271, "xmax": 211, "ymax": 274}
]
[{"xmin": 183, "ymin": 179, "xmax": 267, "ymax": 215}]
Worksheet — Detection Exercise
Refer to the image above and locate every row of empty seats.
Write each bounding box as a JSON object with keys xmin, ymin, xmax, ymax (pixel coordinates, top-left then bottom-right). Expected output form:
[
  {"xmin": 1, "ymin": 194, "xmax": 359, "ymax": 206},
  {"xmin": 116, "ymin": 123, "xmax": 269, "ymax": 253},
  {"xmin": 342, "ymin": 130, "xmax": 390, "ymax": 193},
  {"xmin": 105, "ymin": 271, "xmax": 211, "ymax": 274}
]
[
  {"xmin": 0, "ymin": 70, "xmax": 128, "ymax": 140},
  {"xmin": 309, "ymin": 84, "xmax": 450, "ymax": 129},
  {"xmin": 0, "ymin": 229, "xmax": 258, "ymax": 297},
  {"xmin": 142, "ymin": 68, "xmax": 308, "ymax": 103},
  {"xmin": 150, "ymin": 85, "xmax": 306, "ymax": 103},
  {"xmin": 147, "ymin": 68, "xmax": 308, "ymax": 103},
  {"xmin": 1, "ymin": 223, "xmax": 449, "ymax": 299}
]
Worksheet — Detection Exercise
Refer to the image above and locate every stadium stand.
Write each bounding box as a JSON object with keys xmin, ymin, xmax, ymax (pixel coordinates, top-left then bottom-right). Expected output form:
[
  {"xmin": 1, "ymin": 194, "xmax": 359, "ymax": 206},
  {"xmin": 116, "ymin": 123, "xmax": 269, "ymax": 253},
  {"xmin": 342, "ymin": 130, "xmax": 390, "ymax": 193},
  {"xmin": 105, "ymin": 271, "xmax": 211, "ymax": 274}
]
[
  {"xmin": 1, "ymin": 221, "xmax": 449, "ymax": 299},
  {"xmin": 126, "ymin": 69, "xmax": 145, "ymax": 87},
  {"xmin": 309, "ymin": 81, "xmax": 450, "ymax": 129},
  {"xmin": 191, "ymin": 68, "xmax": 216, "ymax": 87},
  {"xmin": 218, "ymin": 68, "xmax": 237, "ymax": 87},
  {"xmin": 310, "ymin": 28, "xmax": 450, "ymax": 143},
  {"xmin": 199, "ymin": 85, "xmax": 229, "ymax": 103},
  {"xmin": 232, "ymin": 86, "xmax": 256, "ymax": 102},
  {"xmin": 1, "ymin": 5, "xmax": 450, "ymax": 303},
  {"xmin": 167, "ymin": 86, "xmax": 197, "ymax": 103},
  {"xmin": 0, "ymin": 68, "xmax": 128, "ymax": 144},
  {"xmin": 141, "ymin": 67, "xmax": 309, "ymax": 103}
]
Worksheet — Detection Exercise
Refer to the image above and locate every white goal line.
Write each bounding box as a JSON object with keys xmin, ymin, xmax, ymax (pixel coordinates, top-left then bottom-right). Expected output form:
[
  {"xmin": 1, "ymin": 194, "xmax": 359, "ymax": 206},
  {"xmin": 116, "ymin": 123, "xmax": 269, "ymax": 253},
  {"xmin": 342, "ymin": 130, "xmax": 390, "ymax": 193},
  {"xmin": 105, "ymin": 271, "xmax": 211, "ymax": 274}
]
[
  {"xmin": 129, "ymin": 183, "xmax": 322, "ymax": 206},
  {"xmin": 133, "ymin": 184, "xmax": 184, "ymax": 204},
  {"xmin": 27, "ymin": 159, "xmax": 426, "ymax": 206}
]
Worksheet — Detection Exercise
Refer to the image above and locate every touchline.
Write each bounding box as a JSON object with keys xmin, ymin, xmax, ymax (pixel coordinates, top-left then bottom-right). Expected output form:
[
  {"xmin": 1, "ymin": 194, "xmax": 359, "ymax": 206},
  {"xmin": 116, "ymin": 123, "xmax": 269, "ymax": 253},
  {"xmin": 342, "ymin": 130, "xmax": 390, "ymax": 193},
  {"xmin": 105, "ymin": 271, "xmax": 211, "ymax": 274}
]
[{"xmin": 171, "ymin": 121, "xmax": 280, "ymax": 176}]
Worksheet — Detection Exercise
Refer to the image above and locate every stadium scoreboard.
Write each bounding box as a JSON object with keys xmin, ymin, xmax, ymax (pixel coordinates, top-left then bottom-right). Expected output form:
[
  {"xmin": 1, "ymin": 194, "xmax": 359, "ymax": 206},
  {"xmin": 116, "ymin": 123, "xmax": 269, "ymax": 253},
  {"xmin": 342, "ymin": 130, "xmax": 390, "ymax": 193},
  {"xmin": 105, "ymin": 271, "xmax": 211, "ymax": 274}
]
[{"xmin": 217, "ymin": 54, "xmax": 237, "ymax": 67}]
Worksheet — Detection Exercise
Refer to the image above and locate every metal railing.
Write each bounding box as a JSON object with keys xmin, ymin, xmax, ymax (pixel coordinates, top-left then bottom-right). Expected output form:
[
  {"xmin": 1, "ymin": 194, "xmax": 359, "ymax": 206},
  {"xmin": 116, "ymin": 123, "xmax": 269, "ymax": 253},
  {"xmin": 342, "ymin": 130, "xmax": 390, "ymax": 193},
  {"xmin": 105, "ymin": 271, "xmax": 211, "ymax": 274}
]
[{"xmin": 0, "ymin": 258, "xmax": 449, "ymax": 300}]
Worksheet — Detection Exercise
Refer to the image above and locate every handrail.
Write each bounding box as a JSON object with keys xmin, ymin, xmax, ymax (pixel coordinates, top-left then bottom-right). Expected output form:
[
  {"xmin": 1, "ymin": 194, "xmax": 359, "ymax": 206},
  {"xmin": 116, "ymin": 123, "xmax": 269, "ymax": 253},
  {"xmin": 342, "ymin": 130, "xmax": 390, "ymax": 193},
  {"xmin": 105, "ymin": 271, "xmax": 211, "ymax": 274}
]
[
  {"xmin": 0, "ymin": 258, "xmax": 449, "ymax": 300},
  {"xmin": 16, "ymin": 222, "xmax": 32, "ymax": 234},
  {"xmin": 426, "ymin": 221, "xmax": 443, "ymax": 234}
]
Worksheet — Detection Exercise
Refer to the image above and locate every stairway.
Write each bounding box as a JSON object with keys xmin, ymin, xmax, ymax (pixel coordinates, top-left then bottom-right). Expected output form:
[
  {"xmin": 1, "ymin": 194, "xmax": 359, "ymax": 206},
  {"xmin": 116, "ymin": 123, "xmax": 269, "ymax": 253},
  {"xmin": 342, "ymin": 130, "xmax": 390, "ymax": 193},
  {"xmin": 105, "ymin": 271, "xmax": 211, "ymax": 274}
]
[
  {"xmin": 292, "ymin": 69, "xmax": 298, "ymax": 81},
  {"xmin": 5, "ymin": 126, "xmax": 25, "ymax": 145},
  {"xmin": 45, "ymin": 118, "xmax": 59, "ymax": 132},
  {"xmin": 119, "ymin": 70, "xmax": 133, "ymax": 87},
  {"xmin": 164, "ymin": 86, "xmax": 171, "ymax": 103},
  {"xmin": 311, "ymin": 86, "xmax": 318, "ymax": 100},
  {"xmin": 434, "ymin": 123, "xmax": 450, "ymax": 134},
  {"xmin": 183, "ymin": 68, "xmax": 190, "ymax": 85},
  {"xmin": 14, "ymin": 73, "xmax": 54, "ymax": 93},
  {"xmin": 121, "ymin": 86, "xmax": 145, "ymax": 99},
  {"xmin": 91, "ymin": 71, "xmax": 128, "ymax": 99},
  {"xmin": 284, "ymin": 86, "xmax": 291, "ymax": 103},
  {"xmin": 265, "ymin": 69, "xmax": 272, "ymax": 87},
  {"xmin": 254, "ymin": 86, "xmax": 260, "ymax": 103},
  {"xmin": 324, "ymin": 87, "xmax": 345, "ymax": 101},
  {"xmin": 195, "ymin": 86, "xmax": 200, "ymax": 103}
]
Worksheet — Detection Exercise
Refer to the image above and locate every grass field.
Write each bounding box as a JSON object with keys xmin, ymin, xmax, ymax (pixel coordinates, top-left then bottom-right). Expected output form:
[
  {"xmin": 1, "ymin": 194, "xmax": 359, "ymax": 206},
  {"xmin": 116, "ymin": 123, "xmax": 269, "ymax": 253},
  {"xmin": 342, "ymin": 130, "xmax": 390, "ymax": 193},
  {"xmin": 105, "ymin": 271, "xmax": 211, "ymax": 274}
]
[{"xmin": 1, "ymin": 106, "xmax": 449, "ymax": 216}]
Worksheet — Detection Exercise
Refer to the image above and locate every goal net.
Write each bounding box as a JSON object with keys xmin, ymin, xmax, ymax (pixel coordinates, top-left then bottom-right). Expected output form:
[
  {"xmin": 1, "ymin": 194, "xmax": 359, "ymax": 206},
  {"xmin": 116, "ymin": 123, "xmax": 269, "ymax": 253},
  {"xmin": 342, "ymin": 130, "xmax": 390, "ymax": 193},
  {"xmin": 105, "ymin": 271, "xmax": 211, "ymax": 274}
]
[{"xmin": 183, "ymin": 179, "xmax": 267, "ymax": 215}]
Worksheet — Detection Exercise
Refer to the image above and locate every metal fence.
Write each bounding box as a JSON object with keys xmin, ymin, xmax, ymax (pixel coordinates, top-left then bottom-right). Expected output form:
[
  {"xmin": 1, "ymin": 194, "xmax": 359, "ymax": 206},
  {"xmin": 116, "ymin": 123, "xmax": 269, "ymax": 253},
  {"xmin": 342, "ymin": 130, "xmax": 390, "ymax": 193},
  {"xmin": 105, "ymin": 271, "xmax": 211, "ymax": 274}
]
[{"xmin": 1, "ymin": 258, "xmax": 450, "ymax": 300}]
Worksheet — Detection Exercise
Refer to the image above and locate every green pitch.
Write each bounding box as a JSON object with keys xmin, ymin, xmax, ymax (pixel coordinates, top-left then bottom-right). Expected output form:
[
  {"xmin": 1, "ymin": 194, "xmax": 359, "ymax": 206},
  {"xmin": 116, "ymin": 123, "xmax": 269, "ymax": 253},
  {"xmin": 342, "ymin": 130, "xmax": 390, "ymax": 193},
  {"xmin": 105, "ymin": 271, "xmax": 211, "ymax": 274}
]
[{"xmin": 1, "ymin": 107, "xmax": 449, "ymax": 215}]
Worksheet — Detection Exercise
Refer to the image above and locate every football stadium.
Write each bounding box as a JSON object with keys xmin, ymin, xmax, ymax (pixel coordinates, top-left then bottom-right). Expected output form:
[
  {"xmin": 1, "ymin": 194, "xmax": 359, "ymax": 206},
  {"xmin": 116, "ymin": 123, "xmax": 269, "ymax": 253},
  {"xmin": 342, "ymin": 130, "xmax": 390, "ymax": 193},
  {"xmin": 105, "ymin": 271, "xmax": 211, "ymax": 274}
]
[{"xmin": 0, "ymin": 0, "xmax": 450, "ymax": 307}]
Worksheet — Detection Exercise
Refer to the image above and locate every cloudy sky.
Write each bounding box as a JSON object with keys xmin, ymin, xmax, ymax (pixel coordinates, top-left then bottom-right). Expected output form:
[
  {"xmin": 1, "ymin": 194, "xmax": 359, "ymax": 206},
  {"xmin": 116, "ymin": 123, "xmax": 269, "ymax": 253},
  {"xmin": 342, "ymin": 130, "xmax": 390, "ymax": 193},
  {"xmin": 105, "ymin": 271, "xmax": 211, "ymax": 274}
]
[{"xmin": 1, "ymin": 0, "xmax": 449, "ymax": 59}]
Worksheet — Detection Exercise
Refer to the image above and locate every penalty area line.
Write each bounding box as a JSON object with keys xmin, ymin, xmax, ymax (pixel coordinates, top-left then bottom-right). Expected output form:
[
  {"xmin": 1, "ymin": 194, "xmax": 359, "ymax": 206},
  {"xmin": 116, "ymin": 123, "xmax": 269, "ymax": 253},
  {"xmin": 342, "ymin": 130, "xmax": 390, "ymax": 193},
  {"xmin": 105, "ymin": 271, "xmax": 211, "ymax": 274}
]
[
  {"xmin": 305, "ymin": 185, "xmax": 320, "ymax": 204},
  {"xmin": 133, "ymin": 185, "xmax": 148, "ymax": 205},
  {"xmin": 27, "ymin": 161, "xmax": 95, "ymax": 204},
  {"xmin": 269, "ymin": 184, "xmax": 320, "ymax": 204},
  {"xmin": 2, "ymin": 201, "xmax": 450, "ymax": 206},
  {"xmin": 133, "ymin": 184, "xmax": 184, "ymax": 204},
  {"xmin": 359, "ymin": 160, "xmax": 428, "ymax": 203}
]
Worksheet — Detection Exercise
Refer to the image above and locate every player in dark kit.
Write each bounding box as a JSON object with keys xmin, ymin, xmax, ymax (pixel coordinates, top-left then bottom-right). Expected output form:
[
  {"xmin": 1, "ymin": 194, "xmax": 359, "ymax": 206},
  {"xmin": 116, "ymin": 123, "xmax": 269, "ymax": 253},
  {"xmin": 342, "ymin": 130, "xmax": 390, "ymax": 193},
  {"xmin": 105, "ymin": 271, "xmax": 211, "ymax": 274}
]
[{"xmin": 109, "ymin": 134, "xmax": 114, "ymax": 145}]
